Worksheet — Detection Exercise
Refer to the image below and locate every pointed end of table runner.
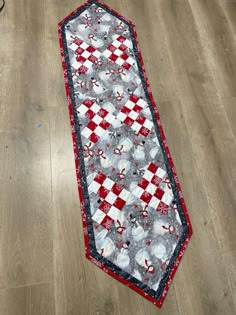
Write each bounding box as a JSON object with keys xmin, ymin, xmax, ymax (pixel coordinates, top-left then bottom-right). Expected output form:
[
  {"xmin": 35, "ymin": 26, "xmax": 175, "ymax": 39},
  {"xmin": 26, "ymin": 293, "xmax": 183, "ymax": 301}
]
[{"xmin": 58, "ymin": 0, "xmax": 192, "ymax": 308}]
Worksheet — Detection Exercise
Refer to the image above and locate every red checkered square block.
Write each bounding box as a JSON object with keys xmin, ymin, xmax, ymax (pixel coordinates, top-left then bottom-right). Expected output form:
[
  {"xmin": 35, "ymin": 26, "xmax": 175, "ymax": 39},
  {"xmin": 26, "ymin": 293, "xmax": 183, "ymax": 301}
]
[
  {"xmin": 77, "ymin": 99, "xmax": 116, "ymax": 144},
  {"xmin": 89, "ymin": 172, "xmax": 131, "ymax": 230},
  {"xmin": 133, "ymin": 163, "xmax": 173, "ymax": 212},
  {"xmin": 117, "ymin": 99, "xmax": 153, "ymax": 137},
  {"xmin": 103, "ymin": 35, "xmax": 135, "ymax": 70},
  {"xmin": 69, "ymin": 37, "xmax": 101, "ymax": 74}
]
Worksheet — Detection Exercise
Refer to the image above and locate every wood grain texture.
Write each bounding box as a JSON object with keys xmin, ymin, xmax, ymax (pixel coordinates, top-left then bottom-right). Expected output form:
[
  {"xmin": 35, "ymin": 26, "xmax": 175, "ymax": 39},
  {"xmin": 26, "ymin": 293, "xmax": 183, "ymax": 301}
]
[
  {"xmin": 0, "ymin": 0, "xmax": 236, "ymax": 314},
  {"xmin": 0, "ymin": 283, "xmax": 55, "ymax": 315}
]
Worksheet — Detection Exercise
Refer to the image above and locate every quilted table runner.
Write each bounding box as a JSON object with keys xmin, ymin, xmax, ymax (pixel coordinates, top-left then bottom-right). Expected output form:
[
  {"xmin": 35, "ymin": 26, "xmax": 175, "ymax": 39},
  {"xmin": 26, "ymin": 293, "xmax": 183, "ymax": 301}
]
[{"xmin": 58, "ymin": 0, "xmax": 192, "ymax": 307}]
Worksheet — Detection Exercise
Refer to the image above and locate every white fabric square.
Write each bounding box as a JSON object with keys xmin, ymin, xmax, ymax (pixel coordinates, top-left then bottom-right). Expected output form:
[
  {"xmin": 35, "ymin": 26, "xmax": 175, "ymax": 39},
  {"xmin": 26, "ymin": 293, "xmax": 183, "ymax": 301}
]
[
  {"xmin": 123, "ymin": 39, "xmax": 132, "ymax": 48},
  {"xmin": 117, "ymin": 112, "xmax": 127, "ymax": 122},
  {"xmin": 161, "ymin": 193, "xmax": 173, "ymax": 205},
  {"xmin": 114, "ymin": 48, "xmax": 122, "ymax": 56},
  {"xmin": 72, "ymin": 60, "xmax": 81, "ymax": 69},
  {"xmin": 94, "ymin": 125, "xmax": 106, "ymax": 136},
  {"xmin": 80, "ymin": 42, "xmax": 89, "ymax": 49},
  {"xmin": 107, "ymin": 206, "xmax": 121, "ymax": 221},
  {"xmin": 143, "ymin": 119, "xmax": 153, "ymax": 130},
  {"xmin": 149, "ymin": 197, "xmax": 161, "ymax": 209},
  {"xmin": 106, "ymin": 191, "xmax": 118, "ymax": 204},
  {"xmin": 81, "ymin": 50, "xmax": 91, "ymax": 58},
  {"xmin": 115, "ymin": 57, "xmax": 124, "ymax": 66},
  {"xmin": 119, "ymin": 189, "xmax": 130, "ymax": 201},
  {"xmin": 156, "ymin": 167, "xmax": 166, "ymax": 179},
  {"xmin": 92, "ymin": 114, "xmax": 103, "ymax": 125},
  {"xmin": 77, "ymin": 104, "xmax": 88, "ymax": 115},
  {"xmin": 137, "ymin": 98, "xmax": 147, "ymax": 108},
  {"xmin": 103, "ymin": 178, "xmax": 114, "ymax": 190},
  {"xmin": 81, "ymin": 127, "xmax": 92, "ymax": 138},
  {"xmin": 126, "ymin": 56, "xmax": 135, "ymax": 65},
  {"xmin": 93, "ymin": 50, "xmax": 101, "ymax": 58},
  {"xmin": 69, "ymin": 43, "xmax": 78, "ymax": 52},
  {"xmin": 105, "ymin": 113, "xmax": 115, "ymax": 123},
  {"xmin": 125, "ymin": 100, "xmax": 135, "ymax": 109},
  {"xmin": 92, "ymin": 209, "xmax": 106, "ymax": 224},
  {"xmin": 88, "ymin": 181, "xmax": 101, "ymax": 194},
  {"xmin": 143, "ymin": 169, "xmax": 155, "ymax": 181},
  {"xmin": 83, "ymin": 59, "xmax": 92, "ymax": 68},
  {"xmin": 131, "ymin": 121, "xmax": 141, "ymax": 132},
  {"xmin": 128, "ymin": 110, "xmax": 139, "ymax": 120},
  {"xmin": 103, "ymin": 50, "xmax": 111, "ymax": 58},
  {"xmin": 112, "ymin": 40, "xmax": 121, "ymax": 48},
  {"xmin": 90, "ymin": 103, "xmax": 101, "ymax": 113},
  {"xmin": 132, "ymin": 186, "xmax": 144, "ymax": 198},
  {"xmin": 145, "ymin": 183, "xmax": 157, "ymax": 195}
]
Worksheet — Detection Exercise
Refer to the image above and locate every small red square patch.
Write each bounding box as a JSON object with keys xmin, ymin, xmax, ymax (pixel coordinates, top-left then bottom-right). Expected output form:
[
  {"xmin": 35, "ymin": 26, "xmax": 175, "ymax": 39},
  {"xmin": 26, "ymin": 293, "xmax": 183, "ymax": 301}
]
[
  {"xmin": 85, "ymin": 109, "xmax": 95, "ymax": 119},
  {"xmin": 107, "ymin": 44, "xmax": 116, "ymax": 52},
  {"xmin": 120, "ymin": 53, "xmax": 129, "ymax": 61},
  {"xmin": 74, "ymin": 38, "xmax": 83, "ymax": 46},
  {"xmin": 117, "ymin": 35, "xmax": 126, "ymax": 43},
  {"xmin": 121, "ymin": 106, "xmax": 131, "ymax": 115},
  {"xmin": 122, "ymin": 62, "xmax": 131, "ymax": 70},
  {"xmin": 76, "ymin": 55, "xmax": 86, "ymax": 64},
  {"xmin": 109, "ymin": 53, "xmax": 118, "ymax": 62},
  {"xmin": 88, "ymin": 55, "xmax": 98, "ymax": 63},
  {"xmin": 99, "ymin": 120, "xmax": 110, "ymax": 129},
  {"xmin": 94, "ymin": 172, "xmax": 107, "ymax": 184},
  {"xmin": 86, "ymin": 46, "xmax": 96, "ymax": 53},
  {"xmin": 100, "ymin": 216, "xmax": 114, "ymax": 230},
  {"xmin": 99, "ymin": 200, "xmax": 112, "ymax": 213},
  {"xmin": 113, "ymin": 197, "xmax": 126, "ymax": 210},
  {"xmin": 97, "ymin": 108, "xmax": 109, "ymax": 118},
  {"xmin": 157, "ymin": 201, "xmax": 169, "ymax": 215},
  {"xmin": 87, "ymin": 120, "xmax": 97, "ymax": 131},
  {"xmin": 133, "ymin": 104, "xmax": 142, "ymax": 113},
  {"xmin": 89, "ymin": 132, "xmax": 99, "ymax": 143},
  {"xmin": 138, "ymin": 178, "xmax": 150, "ymax": 190},
  {"xmin": 154, "ymin": 188, "xmax": 164, "ymax": 200},
  {"xmin": 98, "ymin": 186, "xmax": 110, "ymax": 199},
  {"xmin": 75, "ymin": 47, "xmax": 84, "ymax": 55},
  {"xmin": 151, "ymin": 175, "xmax": 162, "ymax": 187},
  {"xmin": 111, "ymin": 183, "xmax": 123, "ymax": 195},
  {"xmin": 136, "ymin": 115, "xmax": 146, "ymax": 125},
  {"xmin": 130, "ymin": 94, "xmax": 140, "ymax": 103},
  {"xmin": 124, "ymin": 116, "xmax": 134, "ymax": 126},
  {"xmin": 119, "ymin": 43, "xmax": 127, "ymax": 52},
  {"xmin": 148, "ymin": 163, "xmax": 158, "ymax": 174},
  {"xmin": 78, "ymin": 65, "xmax": 88, "ymax": 74},
  {"xmin": 140, "ymin": 191, "xmax": 152, "ymax": 203},
  {"xmin": 83, "ymin": 99, "xmax": 94, "ymax": 107},
  {"xmin": 139, "ymin": 126, "xmax": 151, "ymax": 137}
]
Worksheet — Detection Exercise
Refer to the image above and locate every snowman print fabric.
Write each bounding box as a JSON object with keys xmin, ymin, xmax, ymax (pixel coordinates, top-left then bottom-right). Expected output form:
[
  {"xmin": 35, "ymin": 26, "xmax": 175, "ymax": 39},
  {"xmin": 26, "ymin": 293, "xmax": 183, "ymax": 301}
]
[{"xmin": 58, "ymin": 0, "xmax": 192, "ymax": 307}]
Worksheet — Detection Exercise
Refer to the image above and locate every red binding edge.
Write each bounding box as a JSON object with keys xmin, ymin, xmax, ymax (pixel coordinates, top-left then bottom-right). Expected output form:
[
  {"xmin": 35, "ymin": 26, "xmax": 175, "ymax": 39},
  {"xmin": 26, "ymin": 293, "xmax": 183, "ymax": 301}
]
[{"xmin": 58, "ymin": 0, "xmax": 192, "ymax": 308}]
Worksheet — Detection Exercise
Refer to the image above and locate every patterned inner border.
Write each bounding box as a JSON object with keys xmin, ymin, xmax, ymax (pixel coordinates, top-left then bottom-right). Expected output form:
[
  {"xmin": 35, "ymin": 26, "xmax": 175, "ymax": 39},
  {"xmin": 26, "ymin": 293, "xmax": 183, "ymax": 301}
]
[{"xmin": 58, "ymin": 0, "xmax": 192, "ymax": 307}]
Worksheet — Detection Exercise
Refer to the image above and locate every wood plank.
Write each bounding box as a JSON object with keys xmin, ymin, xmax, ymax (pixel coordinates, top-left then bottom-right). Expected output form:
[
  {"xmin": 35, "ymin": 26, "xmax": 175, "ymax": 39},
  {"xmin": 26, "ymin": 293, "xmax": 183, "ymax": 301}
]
[
  {"xmin": 222, "ymin": 251, "xmax": 236, "ymax": 308},
  {"xmin": 157, "ymin": 0, "xmax": 218, "ymax": 101},
  {"xmin": 189, "ymin": 0, "xmax": 236, "ymax": 97},
  {"xmin": 221, "ymin": 97, "xmax": 236, "ymax": 140},
  {"xmin": 0, "ymin": 0, "xmax": 53, "ymax": 290},
  {"xmin": 0, "ymin": 283, "xmax": 55, "ymax": 315},
  {"xmin": 221, "ymin": 0, "xmax": 236, "ymax": 41}
]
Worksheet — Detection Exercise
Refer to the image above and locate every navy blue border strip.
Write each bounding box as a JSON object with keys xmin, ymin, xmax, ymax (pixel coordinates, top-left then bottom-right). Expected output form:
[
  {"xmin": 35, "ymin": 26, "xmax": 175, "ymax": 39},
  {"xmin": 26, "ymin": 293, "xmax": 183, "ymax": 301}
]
[{"xmin": 60, "ymin": 0, "xmax": 189, "ymax": 301}]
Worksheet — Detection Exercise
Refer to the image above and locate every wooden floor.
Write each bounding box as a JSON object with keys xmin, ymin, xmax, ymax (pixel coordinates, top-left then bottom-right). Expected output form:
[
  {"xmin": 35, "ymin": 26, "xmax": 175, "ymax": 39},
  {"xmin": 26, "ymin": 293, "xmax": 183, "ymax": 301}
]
[{"xmin": 0, "ymin": 0, "xmax": 236, "ymax": 314}]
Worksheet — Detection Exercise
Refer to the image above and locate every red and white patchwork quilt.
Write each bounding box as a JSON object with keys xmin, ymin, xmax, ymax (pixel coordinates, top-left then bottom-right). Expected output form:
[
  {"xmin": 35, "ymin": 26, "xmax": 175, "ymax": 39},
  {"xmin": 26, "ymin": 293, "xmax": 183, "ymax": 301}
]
[{"xmin": 59, "ymin": 0, "xmax": 192, "ymax": 308}]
